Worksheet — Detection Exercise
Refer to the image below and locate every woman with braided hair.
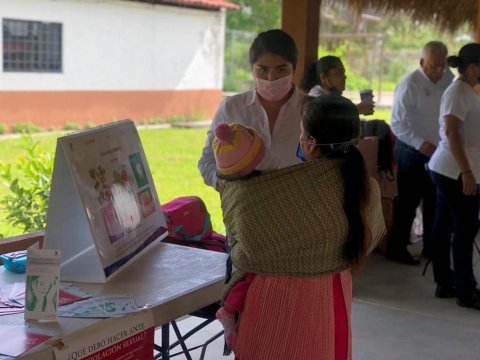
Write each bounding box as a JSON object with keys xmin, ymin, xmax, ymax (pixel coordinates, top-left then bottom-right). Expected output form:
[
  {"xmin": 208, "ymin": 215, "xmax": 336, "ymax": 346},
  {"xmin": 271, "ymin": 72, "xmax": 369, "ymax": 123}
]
[{"xmin": 218, "ymin": 94, "xmax": 385, "ymax": 360}]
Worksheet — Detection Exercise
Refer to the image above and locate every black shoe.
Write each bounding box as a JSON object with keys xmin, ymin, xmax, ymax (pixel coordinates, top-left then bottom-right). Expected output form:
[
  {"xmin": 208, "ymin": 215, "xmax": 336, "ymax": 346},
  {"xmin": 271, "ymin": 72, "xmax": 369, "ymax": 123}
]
[
  {"xmin": 457, "ymin": 293, "xmax": 480, "ymax": 310},
  {"xmin": 386, "ymin": 250, "xmax": 420, "ymax": 265},
  {"xmin": 435, "ymin": 284, "xmax": 456, "ymax": 298}
]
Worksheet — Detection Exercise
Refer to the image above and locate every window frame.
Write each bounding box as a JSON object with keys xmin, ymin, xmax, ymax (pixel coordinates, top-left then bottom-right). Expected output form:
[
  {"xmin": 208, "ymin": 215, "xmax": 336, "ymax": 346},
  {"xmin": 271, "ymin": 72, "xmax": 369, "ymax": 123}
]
[{"xmin": 2, "ymin": 18, "xmax": 63, "ymax": 73}]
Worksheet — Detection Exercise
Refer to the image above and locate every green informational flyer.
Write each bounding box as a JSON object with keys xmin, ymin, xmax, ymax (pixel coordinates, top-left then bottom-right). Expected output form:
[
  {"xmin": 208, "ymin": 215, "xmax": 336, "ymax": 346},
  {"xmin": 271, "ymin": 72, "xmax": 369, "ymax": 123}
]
[{"xmin": 25, "ymin": 249, "xmax": 61, "ymax": 321}]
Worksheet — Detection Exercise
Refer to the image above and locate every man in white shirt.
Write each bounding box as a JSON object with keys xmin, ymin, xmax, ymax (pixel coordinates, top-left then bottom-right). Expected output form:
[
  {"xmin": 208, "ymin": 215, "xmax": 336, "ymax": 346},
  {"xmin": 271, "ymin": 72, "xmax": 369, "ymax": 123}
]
[{"xmin": 387, "ymin": 41, "xmax": 454, "ymax": 265}]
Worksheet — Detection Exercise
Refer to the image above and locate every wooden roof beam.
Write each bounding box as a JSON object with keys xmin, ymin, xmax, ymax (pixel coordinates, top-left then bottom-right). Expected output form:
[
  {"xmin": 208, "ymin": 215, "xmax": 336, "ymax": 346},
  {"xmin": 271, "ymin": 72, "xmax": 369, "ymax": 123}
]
[
  {"xmin": 282, "ymin": 0, "xmax": 322, "ymax": 86},
  {"xmin": 476, "ymin": 0, "xmax": 480, "ymax": 41}
]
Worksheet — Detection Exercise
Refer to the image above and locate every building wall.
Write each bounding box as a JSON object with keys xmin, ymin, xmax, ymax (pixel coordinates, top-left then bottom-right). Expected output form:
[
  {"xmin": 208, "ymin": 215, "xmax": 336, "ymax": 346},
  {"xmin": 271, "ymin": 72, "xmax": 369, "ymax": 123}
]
[{"xmin": 0, "ymin": 0, "xmax": 225, "ymax": 130}]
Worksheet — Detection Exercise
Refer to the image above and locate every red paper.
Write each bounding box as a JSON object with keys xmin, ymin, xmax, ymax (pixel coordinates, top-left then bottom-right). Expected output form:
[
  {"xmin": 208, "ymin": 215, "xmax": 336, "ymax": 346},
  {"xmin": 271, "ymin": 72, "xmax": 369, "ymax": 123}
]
[{"xmin": 0, "ymin": 326, "xmax": 52, "ymax": 357}]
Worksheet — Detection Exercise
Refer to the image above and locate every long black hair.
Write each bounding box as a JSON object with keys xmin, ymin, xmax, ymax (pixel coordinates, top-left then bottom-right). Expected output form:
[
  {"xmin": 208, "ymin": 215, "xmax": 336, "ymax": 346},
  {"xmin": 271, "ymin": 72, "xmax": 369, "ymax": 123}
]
[
  {"xmin": 447, "ymin": 42, "xmax": 480, "ymax": 74},
  {"xmin": 301, "ymin": 55, "xmax": 342, "ymax": 93},
  {"xmin": 302, "ymin": 94, "xmax": 370, "ymax": 265},
  {"xmin": 249, "ymin": 29, "xmax": 298, "ymax": 69}
]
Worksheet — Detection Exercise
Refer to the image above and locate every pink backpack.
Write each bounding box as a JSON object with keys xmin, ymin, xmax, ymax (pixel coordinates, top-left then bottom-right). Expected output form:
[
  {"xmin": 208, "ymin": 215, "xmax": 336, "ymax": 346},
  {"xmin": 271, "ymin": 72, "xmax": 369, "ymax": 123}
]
[{"xmin": 161, "ymin": 196, "xmax": 226, "ymax": 253}]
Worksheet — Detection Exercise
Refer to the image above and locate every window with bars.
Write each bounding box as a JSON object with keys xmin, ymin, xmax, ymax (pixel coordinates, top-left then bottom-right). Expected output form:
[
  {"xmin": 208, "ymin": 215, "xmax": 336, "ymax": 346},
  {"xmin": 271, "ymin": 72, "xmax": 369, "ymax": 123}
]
[{"xmin": 2, "ymin": 18, "xmax": 62, "ymax": 73}]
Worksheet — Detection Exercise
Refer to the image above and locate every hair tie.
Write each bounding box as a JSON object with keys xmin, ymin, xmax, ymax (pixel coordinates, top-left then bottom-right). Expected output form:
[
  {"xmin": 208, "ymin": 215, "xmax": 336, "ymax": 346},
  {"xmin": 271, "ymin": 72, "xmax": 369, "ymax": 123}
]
[{"xmin": 322, "ymin": 138, "xmax": 359, "ymax": 153}]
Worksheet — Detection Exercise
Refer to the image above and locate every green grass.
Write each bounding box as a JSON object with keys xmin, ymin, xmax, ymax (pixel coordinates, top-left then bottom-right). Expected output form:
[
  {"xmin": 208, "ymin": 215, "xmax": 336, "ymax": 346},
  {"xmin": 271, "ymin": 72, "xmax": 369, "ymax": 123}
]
[
  {"xmin": 363, "ymin": 108, "xmax": 391, "ymax": 123},
  {"xmin": 0, "ymin": 111, "xmax": 393, "ymax": 238},
  {"xmin": 141, "ymin": 128, "xmax": 224, "ymax": 234},
  {"xmin": 0, "ymin": 128, "xmax": 224, "ymax": 238}
]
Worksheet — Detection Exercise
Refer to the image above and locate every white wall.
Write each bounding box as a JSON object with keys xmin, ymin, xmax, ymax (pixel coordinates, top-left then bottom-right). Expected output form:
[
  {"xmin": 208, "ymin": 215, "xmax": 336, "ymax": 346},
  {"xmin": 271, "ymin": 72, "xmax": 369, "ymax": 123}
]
[{"xmin": 0, "ymin": 0, "xmax": 225, "ymax": 90}]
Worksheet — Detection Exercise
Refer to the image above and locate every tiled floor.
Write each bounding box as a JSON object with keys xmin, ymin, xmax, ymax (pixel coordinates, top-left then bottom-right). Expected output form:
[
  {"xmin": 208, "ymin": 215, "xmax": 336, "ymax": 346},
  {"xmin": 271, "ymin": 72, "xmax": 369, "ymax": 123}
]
[{"xmin": 154, "ymin": 240, "xmax": 480, "ymax": 360}]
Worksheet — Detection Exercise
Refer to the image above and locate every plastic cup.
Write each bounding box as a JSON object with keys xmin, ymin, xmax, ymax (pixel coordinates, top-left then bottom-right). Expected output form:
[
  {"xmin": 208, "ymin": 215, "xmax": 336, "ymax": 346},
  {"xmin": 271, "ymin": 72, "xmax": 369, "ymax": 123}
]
[{"xmin": 360, "ymin": 89, "xmax": 373, "ymax": 102}]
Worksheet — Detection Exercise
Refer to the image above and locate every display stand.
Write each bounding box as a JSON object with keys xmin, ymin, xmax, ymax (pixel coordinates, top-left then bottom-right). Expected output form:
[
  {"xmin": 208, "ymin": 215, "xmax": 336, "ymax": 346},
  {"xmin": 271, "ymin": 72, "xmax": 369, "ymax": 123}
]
[{"xmin": 44, "ymin": 120, "xmax": 167, "ymax": 283}]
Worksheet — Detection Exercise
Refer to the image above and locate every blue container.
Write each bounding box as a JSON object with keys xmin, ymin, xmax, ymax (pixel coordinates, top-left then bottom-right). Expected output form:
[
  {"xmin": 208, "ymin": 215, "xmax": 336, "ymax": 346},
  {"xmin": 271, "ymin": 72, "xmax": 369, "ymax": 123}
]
[{"xmin": 0, "ymin": 251, "xmax": 27, "ymax": 273}]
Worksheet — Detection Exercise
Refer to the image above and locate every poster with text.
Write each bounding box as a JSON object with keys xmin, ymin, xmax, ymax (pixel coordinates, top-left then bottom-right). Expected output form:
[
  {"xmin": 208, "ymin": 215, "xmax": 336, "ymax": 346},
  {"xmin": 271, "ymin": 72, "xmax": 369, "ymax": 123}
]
[
  {"xmin": 53, "ymin": 310, "xmax": 154, "ymax": 360},
  {"xmin": 59, "ymin": 120, "xmax": 167, "ymax": 277}
]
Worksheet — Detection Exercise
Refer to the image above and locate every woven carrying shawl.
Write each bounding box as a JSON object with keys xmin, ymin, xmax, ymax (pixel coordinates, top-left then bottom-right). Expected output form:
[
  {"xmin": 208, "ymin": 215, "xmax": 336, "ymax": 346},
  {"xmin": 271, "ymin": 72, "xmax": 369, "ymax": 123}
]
[{"xmin": 219, "ymin": 158, "xmax": 386, "ymax": 297}]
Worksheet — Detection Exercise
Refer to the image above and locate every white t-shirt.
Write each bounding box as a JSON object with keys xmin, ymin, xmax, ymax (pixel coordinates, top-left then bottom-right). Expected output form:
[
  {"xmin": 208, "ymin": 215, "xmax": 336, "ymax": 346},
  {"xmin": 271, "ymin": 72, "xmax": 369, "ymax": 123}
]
[
  {"xmin": 198, "ymin": 88, "xmax": 304, "ymax": 188},
  {"xmin": 390, "ymin": 68, "xmax": 454, "ymax": 149},
  {"xmin": 308, "ymin": 84, "xmax": 330, "ymax": 97},
  {"xmin": 428, "ymin": 79, "xmax": 480, "ymax": 181}
]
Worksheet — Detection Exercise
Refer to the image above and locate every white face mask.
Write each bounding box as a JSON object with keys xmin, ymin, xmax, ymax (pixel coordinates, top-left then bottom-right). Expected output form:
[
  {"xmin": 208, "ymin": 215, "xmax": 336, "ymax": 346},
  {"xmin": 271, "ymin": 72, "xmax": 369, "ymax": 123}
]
[{"xmin": 255, "ymin": 74, "xmax": 293, "ymax": 101}]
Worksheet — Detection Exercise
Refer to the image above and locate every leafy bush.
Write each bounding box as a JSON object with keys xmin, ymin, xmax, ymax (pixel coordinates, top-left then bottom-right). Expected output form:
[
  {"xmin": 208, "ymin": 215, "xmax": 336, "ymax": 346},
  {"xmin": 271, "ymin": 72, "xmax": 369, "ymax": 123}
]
[
  {"xmin": 0, "ymin": 123, "xmax": 6, "ymax": 135},
  {"xmin": 0, "ymin": 136, "xmax": 53, "ymax": 233},
  {"xmin": 11, "ymin": 122, "xmax": 42, "ymax": 134},
  {"xmin": 164, "ymin": 115, "xmax": 187, "ymax": 123},
  {"xmin": 224, "ymin": 68, "xmax": 253, "ymax": 92},
  {"xmin": 148, "ymin": 117, "xmax": 167, "ymax": 125},
  {"xmin": 140, "ymin": 115, "xmax": 207, "ymax": 125},
  {"xmin": 64, "ymin": 121, "xmax": 81, "ymax": 130}
]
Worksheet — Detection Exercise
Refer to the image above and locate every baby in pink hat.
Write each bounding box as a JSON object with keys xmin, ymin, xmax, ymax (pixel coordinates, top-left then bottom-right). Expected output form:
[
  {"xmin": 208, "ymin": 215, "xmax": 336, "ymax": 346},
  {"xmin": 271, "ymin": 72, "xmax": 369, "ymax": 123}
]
[
  {"xmin": 212, "ymin": 123, "xmax": 278, "ymax": 348},
  {"xmin": 213, "ymin": 122, "xmax": 278, "ymax": 179}
]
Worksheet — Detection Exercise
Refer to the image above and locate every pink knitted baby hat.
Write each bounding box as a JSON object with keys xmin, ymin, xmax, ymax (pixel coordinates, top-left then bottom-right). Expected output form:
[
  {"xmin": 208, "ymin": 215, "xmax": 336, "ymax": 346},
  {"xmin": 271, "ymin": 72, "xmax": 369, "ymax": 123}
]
[{"xmin": 212, "ymin": 123, "xmax": 266, "ymax": 177}]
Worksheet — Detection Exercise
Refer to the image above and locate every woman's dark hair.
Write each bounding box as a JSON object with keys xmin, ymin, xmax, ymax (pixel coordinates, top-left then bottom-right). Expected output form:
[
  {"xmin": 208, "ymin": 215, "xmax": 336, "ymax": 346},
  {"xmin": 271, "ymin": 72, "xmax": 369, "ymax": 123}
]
[
  {"xmin": 301, "ymin": 56, "xmax": 342, "ymax": 92},
  {"xmin": 447, "ymin": 43, "xmax": 480, "ymax": 74},
  {"xmin": 249, "ymin": 29, "xmax": 298, "ymax": 69},
  {"xmin": 302, "ymin": 94, "xmax": 370, "ymax": 266}
]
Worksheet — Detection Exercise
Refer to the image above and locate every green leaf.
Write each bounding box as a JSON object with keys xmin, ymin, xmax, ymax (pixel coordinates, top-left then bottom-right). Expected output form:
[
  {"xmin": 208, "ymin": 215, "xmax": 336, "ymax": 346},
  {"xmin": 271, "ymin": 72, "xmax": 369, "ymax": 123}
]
[{"xmin": 0, "ymin": 134, "xmax": 53, "ymax": 232}]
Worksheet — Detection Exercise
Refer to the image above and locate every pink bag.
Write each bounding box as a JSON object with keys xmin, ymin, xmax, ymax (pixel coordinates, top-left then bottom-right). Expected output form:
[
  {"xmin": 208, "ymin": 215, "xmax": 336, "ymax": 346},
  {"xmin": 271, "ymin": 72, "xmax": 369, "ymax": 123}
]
[
  {"xmin": 162, "ymin": 231, "xmax": 227, "ymax": 253},
  {"xmin": 161, "ymin": 196, "xmax": 213, "ymax": 241},
  {"xmin": 161, "ymin": 196, "xmax": 227, "ymax": 253}
]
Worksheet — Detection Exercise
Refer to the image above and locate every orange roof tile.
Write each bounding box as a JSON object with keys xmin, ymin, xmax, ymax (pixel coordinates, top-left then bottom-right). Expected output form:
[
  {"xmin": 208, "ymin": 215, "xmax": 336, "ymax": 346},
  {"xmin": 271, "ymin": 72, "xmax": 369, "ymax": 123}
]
[{"xmin": 133, "ymin": 0, "xmax": 239, "ymax": 11}]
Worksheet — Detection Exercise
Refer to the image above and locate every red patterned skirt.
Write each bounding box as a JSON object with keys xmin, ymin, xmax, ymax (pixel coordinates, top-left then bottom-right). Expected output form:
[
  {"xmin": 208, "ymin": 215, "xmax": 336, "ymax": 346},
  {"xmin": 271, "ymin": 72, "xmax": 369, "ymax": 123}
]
[{"xmin": 232, "ymin": 271, "xmax": 351, "ymax": 360}]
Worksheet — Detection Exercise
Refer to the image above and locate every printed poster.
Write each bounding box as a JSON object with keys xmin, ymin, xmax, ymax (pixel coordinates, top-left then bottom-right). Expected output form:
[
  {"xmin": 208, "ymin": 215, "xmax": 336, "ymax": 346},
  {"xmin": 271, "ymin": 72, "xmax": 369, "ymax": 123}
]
[
  {"xmin": 58, "ymin": 120, "xmax": 167, "ymax": 277},
  {"xmin": 53, "ymin": 310, "xmax": 154, "ymax": 360}
]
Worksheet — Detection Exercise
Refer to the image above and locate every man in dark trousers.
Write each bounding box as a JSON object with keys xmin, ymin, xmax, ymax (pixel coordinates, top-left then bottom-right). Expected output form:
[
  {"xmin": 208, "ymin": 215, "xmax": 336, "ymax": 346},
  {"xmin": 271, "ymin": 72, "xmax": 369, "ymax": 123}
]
[{"xmin": 387, "ymin": 41, "xmax": 454, "ymax": 265}]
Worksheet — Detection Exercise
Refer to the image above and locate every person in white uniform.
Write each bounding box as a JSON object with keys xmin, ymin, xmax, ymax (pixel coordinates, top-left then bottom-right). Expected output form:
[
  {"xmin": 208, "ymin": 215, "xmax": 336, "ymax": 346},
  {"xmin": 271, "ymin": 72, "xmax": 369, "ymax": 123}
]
[
  {"xmin": 428, "ymin": 43, "xmax": 480, "ymax": 309},
  {"xmin": 198, "ymin": 29, "xmax": 304, "ymax": 190},
  {"xmin": 387, "ymin": 41, "xmax": 454, "ymax": 265}
]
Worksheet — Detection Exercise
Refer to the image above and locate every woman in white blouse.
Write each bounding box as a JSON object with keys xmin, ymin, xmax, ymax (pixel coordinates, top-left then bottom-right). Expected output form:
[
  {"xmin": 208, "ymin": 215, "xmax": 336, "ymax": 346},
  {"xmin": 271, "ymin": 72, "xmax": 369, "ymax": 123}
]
[
  {"xmin": 198, "ymin": 29, "xmax": 305, "ymax": 189},
  {"xmin": 428, "ymin": 43, "xmax": 480, "ymax": 309}
]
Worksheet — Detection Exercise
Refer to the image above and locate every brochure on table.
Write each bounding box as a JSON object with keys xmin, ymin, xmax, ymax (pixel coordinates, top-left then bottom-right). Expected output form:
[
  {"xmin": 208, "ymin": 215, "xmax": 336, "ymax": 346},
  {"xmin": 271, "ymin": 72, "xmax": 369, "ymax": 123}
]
[{"xmin": 45, "ymin": 120, "xmax": 167, "ymax": 283}]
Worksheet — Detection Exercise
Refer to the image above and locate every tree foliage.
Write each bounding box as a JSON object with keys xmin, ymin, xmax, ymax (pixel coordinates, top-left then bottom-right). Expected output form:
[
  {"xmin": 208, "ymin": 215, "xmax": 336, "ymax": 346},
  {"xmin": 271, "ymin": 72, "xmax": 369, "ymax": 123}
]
[
  {"xmin": 319, "ymin": 5, "xmax": 470, "ymax": 90},
  {"xmin": 226, "ymin": 0, "xmax": 281, "ymax": 33},
  {"xmin": 223, "ymin": 2, "xmax": 472, "ymax": 91}
]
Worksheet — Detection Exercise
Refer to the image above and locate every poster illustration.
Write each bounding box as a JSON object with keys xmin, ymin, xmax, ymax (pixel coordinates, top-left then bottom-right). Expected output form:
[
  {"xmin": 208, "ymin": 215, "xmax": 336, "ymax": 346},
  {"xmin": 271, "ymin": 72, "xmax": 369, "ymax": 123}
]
[
  {"xmin": 129, "ymin": 152, "xmax": 149, "ymax": 189},
  {"xmin": 56, "ymin": 120, "xmax": 167, "ymax": 278}
]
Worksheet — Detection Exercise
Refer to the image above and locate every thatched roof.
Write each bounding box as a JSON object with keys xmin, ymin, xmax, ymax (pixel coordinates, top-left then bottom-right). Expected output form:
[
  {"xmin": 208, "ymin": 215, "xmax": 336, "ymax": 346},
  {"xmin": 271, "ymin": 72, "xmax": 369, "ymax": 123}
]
[{"xmin": 340, "ymin": 0, "xmax": 476, "ymax": 33}]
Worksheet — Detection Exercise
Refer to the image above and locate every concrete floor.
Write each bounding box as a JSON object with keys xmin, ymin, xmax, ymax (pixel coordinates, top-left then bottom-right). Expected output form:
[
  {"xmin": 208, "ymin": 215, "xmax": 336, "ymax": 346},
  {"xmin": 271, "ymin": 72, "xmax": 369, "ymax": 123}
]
[{"xmin": 154, "ymin": 241, "xmax": 480, "ymax": 360}]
